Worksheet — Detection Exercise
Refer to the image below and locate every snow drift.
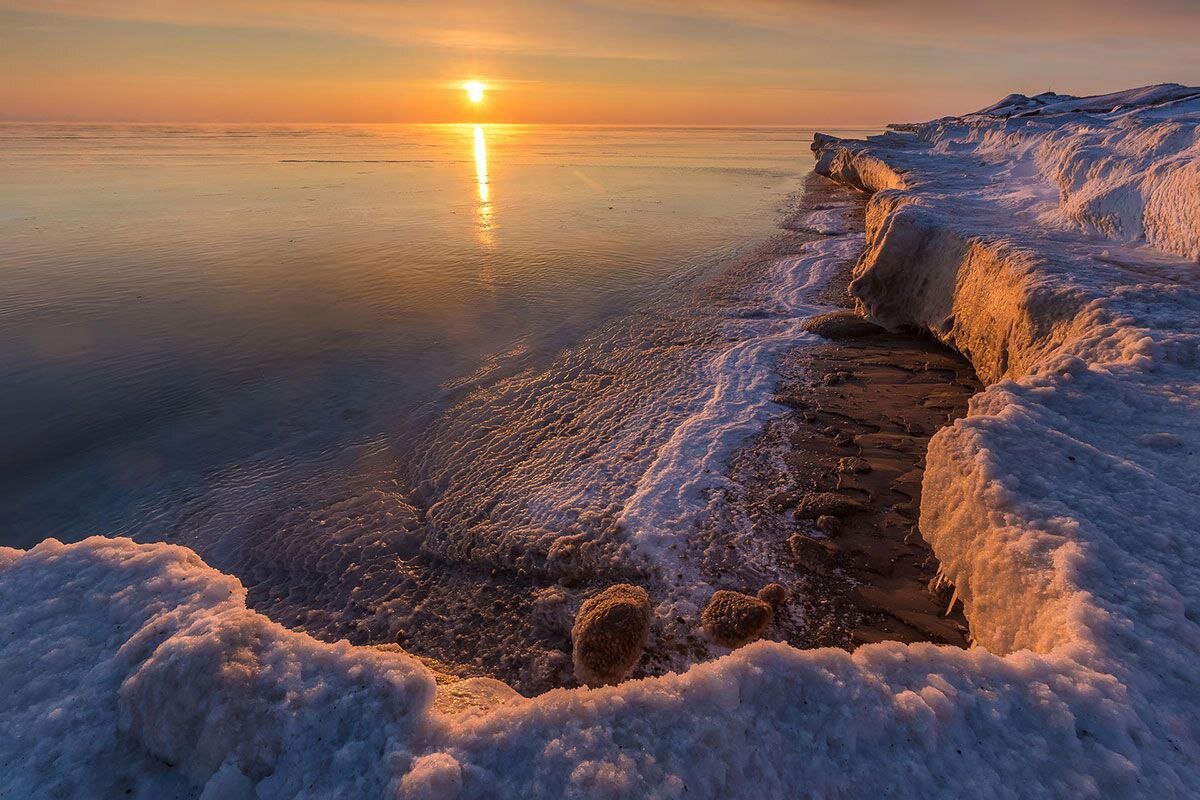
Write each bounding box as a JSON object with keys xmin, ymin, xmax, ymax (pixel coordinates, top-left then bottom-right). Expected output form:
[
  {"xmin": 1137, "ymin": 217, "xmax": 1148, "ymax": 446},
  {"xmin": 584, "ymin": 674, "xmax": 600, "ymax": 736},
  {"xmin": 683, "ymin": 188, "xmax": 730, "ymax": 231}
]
[{"xmin": 4, "ymin": 85, "xmax": 1200, "ymax": 798}]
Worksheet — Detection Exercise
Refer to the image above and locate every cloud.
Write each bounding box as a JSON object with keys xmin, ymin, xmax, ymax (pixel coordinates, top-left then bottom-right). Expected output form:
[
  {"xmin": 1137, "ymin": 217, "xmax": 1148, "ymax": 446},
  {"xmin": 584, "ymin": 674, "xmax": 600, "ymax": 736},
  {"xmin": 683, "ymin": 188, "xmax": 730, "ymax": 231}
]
[
  {"xmin": 0, "ymin": 1, "xmax": 723, "ymax": 60},
  {"xmin": 2, "ymin": 0, "xmax": 1197, "ymax": 122},
  {"xmin": 7, "ymin": 0, "xmax": 1199, "ymax": 62},
  {"xmin": 626, "ymin": 0, "xmax": 1200, "ymax": 41}
]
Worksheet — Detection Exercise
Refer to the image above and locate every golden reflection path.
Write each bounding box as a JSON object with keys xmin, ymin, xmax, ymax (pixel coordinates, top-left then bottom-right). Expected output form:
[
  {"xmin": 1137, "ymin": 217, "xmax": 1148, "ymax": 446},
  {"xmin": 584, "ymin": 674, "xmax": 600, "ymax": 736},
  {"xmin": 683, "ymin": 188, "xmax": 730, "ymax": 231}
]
[{"xmin": 473, "ymin": 125, "xmax": 494, "ymax": 247}]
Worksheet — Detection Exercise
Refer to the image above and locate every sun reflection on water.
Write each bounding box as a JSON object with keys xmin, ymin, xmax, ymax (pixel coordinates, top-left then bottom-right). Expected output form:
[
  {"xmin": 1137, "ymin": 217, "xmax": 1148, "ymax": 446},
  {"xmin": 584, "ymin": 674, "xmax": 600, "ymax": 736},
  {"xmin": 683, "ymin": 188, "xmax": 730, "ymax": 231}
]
[{"xmin": 473, "ymin": 125, "xmax": 494, "ymax": 247}]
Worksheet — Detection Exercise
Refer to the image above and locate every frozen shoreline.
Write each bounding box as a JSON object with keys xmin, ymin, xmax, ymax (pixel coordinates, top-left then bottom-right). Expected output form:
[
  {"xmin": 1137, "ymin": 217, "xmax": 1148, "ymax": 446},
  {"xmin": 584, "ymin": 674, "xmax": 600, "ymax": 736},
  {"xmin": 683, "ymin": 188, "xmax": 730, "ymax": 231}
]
[
  {"xmin": 814, "ymin": 83, "xmax": 1200, "ymax": 791},
  {"xmin": 4, "ymin": 86, "xmax": 1200, "ymax": 798}
]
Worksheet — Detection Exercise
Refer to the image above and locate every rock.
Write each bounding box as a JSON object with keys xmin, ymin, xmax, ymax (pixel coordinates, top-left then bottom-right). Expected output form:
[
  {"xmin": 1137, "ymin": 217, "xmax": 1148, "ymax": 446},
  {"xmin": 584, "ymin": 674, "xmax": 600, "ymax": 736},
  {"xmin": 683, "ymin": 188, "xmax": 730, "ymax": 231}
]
[
  {"xmin": 790, "ymin": 534, "xmax": 835, "ymax": 575},
  {"xmin": 837, "ymin": 456, "xmax": 872, "ymax": 475},
  {"xmin": 832, "ymin": 432, "xmax": 854, "ymax": 447},
  {"xmin": 766, "ymin": 490, "xmax": 801, "ymax": 513},
  {"xmin": 701, "ymin": 590, "xmax": 773, "ymax": 649},
  {"xmin": 794, "ymin": 491, "xmax": 864, "ymax": 519},
  {"xmin": 756, "ymin": 583, "xmax": 787, "ymax": 610},
  {"xmin": 802, "ymin": 311, "xmax": 886, "ymax": 340},
  {"xmin": 816, "ymin": 515, "xmax": 843, "ymax": 536},
  {"xmin": 571, "ymin": 584, "xmax": 651, "ymax": 686}
]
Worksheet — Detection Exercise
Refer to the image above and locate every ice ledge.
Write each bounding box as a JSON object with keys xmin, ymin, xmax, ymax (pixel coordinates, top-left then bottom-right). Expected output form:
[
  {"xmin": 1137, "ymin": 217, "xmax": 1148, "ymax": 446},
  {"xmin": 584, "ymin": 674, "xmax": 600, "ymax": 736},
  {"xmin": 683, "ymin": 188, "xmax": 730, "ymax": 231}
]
[{"xmin": 812, "ymin": 83, "xmax": 1200, "ymax": 791}]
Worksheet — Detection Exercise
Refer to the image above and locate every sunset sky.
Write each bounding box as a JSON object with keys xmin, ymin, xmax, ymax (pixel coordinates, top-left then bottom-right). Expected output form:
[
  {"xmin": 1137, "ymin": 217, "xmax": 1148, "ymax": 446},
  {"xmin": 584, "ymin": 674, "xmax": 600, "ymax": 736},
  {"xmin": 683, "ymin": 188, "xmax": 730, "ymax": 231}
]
[{"xmin": 3, "ymin": 0, "xmax": 1198, "ymax": 124}]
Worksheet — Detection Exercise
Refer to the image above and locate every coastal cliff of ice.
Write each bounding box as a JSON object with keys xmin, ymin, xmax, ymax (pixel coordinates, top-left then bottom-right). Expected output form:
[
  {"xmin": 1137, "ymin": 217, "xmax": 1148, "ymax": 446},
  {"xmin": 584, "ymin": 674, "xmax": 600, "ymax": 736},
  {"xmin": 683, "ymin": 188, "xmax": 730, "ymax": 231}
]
[
  {"xmin": 815, "ymin": 81, "xmax": 1200, "ymax": 784},
  {"xmin": 3, "ymin": 85, "xmax": 1199, "ymax": 798}
]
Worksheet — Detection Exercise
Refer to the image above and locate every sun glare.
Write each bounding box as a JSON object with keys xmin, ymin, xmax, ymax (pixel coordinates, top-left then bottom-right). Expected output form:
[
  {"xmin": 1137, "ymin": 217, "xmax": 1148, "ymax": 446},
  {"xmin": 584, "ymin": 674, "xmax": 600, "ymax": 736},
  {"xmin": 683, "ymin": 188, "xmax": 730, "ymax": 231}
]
[{"xmin": 464, "ymin": 81, "xmax": 486, "ymax": 104}]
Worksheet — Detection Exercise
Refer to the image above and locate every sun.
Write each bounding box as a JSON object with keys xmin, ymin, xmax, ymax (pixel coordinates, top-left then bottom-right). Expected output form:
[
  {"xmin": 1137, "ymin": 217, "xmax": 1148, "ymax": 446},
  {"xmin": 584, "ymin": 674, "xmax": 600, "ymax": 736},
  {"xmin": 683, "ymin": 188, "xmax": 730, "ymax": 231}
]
[{"xmin": 464, "ymin": 81, "xmax": 486, "ymax": 104}]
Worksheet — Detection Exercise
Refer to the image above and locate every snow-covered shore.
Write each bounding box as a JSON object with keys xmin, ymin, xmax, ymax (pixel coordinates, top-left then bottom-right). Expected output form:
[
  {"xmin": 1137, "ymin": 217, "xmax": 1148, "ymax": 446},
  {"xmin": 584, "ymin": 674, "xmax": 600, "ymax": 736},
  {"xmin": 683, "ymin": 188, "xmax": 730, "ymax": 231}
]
[
  {"xmin": 4, "ymin": 85, "xmax": 1199, "ymax": 798},
  {"xmin": 814, "ymin": 83, "xmax": 1200, "ymax": 790}
]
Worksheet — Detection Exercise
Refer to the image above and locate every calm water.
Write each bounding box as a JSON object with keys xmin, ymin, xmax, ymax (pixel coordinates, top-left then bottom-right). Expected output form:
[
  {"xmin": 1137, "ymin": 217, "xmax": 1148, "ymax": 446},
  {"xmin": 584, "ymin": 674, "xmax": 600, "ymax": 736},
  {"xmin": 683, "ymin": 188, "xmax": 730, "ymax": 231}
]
[
  {"xmin": 2, "ymin": 123, "xmax": 878, "ymax": 688},
  {"xmin": 1, "ymin": 123, "xmax": 836, "ymax": 546}
]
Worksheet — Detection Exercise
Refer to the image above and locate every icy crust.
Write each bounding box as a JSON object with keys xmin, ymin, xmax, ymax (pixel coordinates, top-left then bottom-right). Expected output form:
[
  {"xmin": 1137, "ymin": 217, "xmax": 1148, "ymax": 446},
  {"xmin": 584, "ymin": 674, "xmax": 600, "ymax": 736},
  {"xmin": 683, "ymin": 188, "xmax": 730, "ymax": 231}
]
[
  {"xmin": 811, "ymin": 84, "xmax": 1200, "ymax": 793},
  {"xmin": 0, "ymin": 537, "xmax": 1155, "ymax": 800},
  {"xmin": 971, "ymin": 83, "xmax": 1200, "ymax": 120},
  {"xmin": 944, "ymin": 83, "xmax": 1200, "ymax": 262},
  {"xmin": 0, "ymin": 537, "xmax": 435, "ymax": 799}
]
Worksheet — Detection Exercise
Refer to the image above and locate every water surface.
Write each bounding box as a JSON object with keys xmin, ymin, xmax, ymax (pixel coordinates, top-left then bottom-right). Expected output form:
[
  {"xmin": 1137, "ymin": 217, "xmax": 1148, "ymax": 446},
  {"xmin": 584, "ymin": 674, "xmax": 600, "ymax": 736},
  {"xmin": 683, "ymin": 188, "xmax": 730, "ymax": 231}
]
[{"xmin": 1, "ymin": 123, "xmax": 839, "ymax": 544}]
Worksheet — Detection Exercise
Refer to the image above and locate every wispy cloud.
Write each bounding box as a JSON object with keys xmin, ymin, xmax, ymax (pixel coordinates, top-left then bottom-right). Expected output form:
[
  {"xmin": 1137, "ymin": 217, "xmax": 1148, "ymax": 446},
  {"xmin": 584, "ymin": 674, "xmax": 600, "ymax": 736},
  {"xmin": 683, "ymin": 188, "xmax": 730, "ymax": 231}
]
[{"xmin": 2, "ymin": 0, "xmax": 1197, "ymax": 122}]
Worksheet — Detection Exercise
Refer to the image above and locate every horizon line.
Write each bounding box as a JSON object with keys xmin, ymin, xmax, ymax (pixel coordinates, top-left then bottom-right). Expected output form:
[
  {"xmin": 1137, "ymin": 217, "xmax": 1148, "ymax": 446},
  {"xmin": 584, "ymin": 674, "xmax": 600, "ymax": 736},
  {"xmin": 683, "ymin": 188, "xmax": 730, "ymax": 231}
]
[{"xmin": 0, "ymin": 119, "xmax": 888, "ymax": 129}]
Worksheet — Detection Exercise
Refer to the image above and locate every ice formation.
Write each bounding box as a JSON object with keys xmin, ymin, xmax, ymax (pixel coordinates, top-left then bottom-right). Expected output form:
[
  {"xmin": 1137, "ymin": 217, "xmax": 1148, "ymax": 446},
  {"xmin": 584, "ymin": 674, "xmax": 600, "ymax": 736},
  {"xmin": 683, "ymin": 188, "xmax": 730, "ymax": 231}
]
[
  {"xmin": 571, "ymin": 584, "xmax": 651, "ymax": 686},
  {"xmin": 700, "ymin": 589, "xmax": 774, "ymax": 649},
  {"xmin": 4, "ymin": 84, "xmax": 1200, "ymax": 797}
]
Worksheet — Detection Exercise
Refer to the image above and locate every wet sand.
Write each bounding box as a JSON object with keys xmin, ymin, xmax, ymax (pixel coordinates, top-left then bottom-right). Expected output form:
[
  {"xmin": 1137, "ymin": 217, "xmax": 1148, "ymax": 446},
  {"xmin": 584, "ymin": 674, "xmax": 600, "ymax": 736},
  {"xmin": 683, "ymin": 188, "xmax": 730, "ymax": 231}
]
[
  {"xmin": 721, "ymin": 177, "xmax": 979, "ymax": 650},
  {"xmin": 774, "ymin": 319, "xmax": 978, "ymax": 647}
]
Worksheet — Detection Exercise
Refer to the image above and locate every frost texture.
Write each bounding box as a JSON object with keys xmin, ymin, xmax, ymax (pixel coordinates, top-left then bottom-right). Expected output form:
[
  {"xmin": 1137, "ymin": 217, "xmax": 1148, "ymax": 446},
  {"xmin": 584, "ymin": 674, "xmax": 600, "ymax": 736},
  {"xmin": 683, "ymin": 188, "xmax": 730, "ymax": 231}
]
[
  {"xmin": 4, "ymin": 85, "xmax": 1200, "ymax": 798},
  {"xmin": 0, "ymin": 537, "xmax": 435, "ymax": 799}
]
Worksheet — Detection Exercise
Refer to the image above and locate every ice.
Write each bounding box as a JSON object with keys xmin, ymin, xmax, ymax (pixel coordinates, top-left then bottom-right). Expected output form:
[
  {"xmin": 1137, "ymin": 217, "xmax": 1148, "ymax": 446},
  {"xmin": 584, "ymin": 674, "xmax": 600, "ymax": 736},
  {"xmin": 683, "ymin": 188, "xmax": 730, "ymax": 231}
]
[
  {"xmin": 0, "ymin": 536, "xmax": 434, "ymax": 799},
  {"xmin": 0, "ymin": 536, "xmax": 1165, "ymax": 798},
  {"xmin": 970, "ymin": 83, "xmax": 1200, "ymax": 119},
  {"xmin": 618, "ymin": 235, "xmax": 860, "ymax": 581},
  {"xmin": 4, "ymin": 85, "xmax": 1200, "ymax": 797},
  {"xmin": 812, "ymin": 83, "xmax": 1200, "ymax": 791}
]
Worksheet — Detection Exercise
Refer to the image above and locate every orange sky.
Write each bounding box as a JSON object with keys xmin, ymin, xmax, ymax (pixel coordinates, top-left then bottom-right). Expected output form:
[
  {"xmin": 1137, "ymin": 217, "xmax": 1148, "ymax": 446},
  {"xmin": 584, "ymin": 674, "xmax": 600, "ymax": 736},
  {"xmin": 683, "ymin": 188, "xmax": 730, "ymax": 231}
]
[{"xmin": 2, "ymin": 1, "xmax": 1198, "ymax": 124}]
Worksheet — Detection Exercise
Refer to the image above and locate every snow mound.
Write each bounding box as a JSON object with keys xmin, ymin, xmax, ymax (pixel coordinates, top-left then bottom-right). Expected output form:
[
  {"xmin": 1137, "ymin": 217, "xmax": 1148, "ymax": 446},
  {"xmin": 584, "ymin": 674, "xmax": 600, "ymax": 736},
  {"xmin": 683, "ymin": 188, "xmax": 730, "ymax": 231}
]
[
  {"xmin": 973, "ymin": 83, "xmax": 1200, "ymax": 119},
  {"xmin": 907, "ymin": 84, "xmax": 1200, "ymax": 262},
  {"xmin": 4, "ymin": 85, "xmax": 1200, "ymax": 798},
  {"xmin": 0, "ymin": 536, "xmax": 435, "ymax": 799},
  {"xmin": 0, "ymin": 536, "xmax": 1161, "ymax": 799},
  {"xmin": 975, "ymin": 90, "xmax": 1076, "ymax": 117}
]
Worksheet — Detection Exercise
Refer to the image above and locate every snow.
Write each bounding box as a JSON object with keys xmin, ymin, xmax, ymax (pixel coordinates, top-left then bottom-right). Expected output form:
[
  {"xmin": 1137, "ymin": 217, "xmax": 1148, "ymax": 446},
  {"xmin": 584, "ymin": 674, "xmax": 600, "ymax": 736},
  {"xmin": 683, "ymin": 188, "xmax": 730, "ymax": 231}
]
[
  {"xmin": 815, "ymin": 83, "xmax": 1200, "ymax": 790},
  {"xmin": 0, "ymin": 536, "xmax": 435, "ymax": 799},
  {"xmin": 970, "ymin": 83, "xmax": 1200, "ymax": 119},
  {"xmin": 3, "ymin": 85, "xmax": 1200, "ymax": 797},
  {"xmin": 0, "ymin": 536, "xmax": 1156, "ymax": 799}
]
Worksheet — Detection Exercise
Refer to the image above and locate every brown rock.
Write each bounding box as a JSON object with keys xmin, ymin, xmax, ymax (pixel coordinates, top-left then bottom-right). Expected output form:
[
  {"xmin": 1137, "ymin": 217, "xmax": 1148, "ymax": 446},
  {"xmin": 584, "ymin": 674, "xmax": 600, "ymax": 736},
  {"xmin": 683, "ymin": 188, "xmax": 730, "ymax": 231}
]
[
  {"xmin": 756, "ymin": 583, "xmax": 787, "ymax": 610},
  {"xmin": 790, "ymin": 534, "xmax": 835, "ymax": 575},
  {"xmin": 794, "ymin": 492, "xmax": 864, "ymax": 519},
  {"xmin": 571, "ymin": 584, "xmax": 651, "ymax": 686},
  {"xmin": 837, "ymin": 457, "xmax": 872, "ymax": 475},
  {"xmin": 802, "ymin": 312, "xmax": 886, "ymax": 340},
  {"xmin": 701, "ymin": 590, "xmax": 773, "ymax": 649},
  {"xmin": 766, "ymin": 490, "xmax": 801, "ymax": 513},
  {"xmin": 816, "ymin": 515, "xmax": 843, "ymax": 536}
]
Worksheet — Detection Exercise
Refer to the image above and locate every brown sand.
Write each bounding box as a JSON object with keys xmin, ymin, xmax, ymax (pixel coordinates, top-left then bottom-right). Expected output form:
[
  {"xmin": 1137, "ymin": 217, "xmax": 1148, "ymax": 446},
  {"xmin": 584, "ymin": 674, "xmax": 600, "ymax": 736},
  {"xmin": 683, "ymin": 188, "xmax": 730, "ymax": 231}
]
[
  {"xmin": 372, "ymin": 176, "xmax": 979, "ymax": 695},
  {"xmin": 773, "ymin": 180, "xmax": 978, "ymax": 647},
  {"xmin": 774, "ymin": 321, "xmax": 978, "ymax": 646},
  {"xmin": 692, "ymin": 176, "xmax": 979, "ymax": 656}
]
